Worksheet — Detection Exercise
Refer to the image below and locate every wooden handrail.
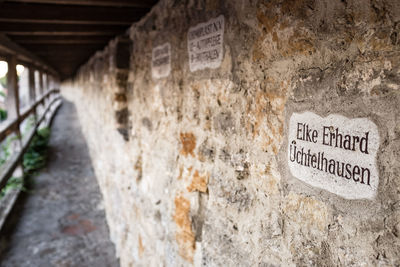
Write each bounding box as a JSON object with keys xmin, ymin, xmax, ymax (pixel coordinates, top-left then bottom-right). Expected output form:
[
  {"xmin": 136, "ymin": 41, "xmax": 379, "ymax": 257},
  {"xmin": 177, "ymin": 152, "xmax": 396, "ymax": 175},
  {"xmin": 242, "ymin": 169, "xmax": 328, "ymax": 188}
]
[
  {"xmin": 0, "ymin": 94, "xmax": 62, "ymax": 191},
  {"xmin": 0, "ymin": 88, "xmax": 59, "ymax": 143}
]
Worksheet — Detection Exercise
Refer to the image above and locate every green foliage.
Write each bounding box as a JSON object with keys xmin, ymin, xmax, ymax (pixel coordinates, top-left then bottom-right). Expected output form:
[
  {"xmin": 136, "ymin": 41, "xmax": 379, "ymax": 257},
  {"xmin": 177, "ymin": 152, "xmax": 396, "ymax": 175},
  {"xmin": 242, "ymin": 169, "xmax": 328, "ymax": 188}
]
[
  {"xmin": 0, "ymin": 134, "xmax": 24, "ymax": 198},
  {"xmin": 0, "ymin": 127, "xmax": 51, "ymax": 199},
  {"xmin": 21, "ymin": 116, "xmax": 35, "ymax": 137},
  {"xmin": 0, "ymin": 109, "xmax": 7, "ymax": 122},
  {"xmin": 0, "ymin": 135, "xmax": 19, "ymax": 167},
  {"xmin": 0, "ymin": 76, "xmax": 6, "ymax": 88},
  {"xmin": 23, "ymin": 127, "xmax": 51, "ymax": 173},
  {"xmin": 0, "ymin": 176, "xmax": 24, "ymax": 198},
  {"xmin": 0, "ymin": 117, "xmax": 36, "ymax": 168}
]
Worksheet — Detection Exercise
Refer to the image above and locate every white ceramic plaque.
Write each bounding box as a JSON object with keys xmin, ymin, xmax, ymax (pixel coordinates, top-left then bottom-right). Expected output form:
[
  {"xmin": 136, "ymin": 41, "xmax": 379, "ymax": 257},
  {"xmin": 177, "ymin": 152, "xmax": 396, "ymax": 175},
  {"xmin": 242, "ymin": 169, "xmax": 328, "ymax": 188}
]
[
  {"xmin": 187, "ymin": 15, "xmax": 224, "ymax": 72},
  {"xmin": 152, "ymin": 42, "xmax": 171, "ymax": 79},
  {"xmin": 288, "ymin": 112, "xmax": 380, "ymax": 199}
]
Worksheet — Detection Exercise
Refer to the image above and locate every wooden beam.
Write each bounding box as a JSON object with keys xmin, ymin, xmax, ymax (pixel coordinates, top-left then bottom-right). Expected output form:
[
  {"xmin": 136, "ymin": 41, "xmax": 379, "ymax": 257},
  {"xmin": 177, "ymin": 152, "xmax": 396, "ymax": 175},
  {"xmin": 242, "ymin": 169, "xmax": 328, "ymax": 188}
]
[
  {"xmin": 0, "ymin": 34, "xmax": 58, "ymax": 76},
  {"xmin": 13, "ymin": 40, "xmax": 108, "ymax": 44},
  {"xmin": 6, "ymin": 31, "xmax": 119, "ymax": 36},
  {"xmin": 4, "ymin": 0, "xmax": 157, "ymax": 8},
  {"xmin": 10, "ymin": 35, "xmax": 111, "ymax": 44},
  {"xmin": 23, "ymin": 43, "xmax": 105, "ymax": 51},
  {"xmin": 33, "ymin": 51, "xmax": 95, "ymax": 57},
  {"xmin": 50, "ymin": 59, "xmax": 91, "ymax": 66},
  {"xmin": 0, "ymin": 2, "xmax": 149, "ymax": 25},
  {"xmin": 0, "ymin": 23, "xmax": 127, "ymax": 36}
]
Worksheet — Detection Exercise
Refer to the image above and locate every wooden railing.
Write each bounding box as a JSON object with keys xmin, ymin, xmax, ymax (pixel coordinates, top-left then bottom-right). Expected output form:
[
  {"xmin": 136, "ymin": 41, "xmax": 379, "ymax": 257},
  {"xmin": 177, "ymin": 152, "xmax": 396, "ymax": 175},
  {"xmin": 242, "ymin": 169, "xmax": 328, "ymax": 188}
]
[
  {"xmin": 0, "ymin": 89, "xmax": 61, "ymax": 189},
  {"xmin": 0, "ymin": 89, "xmax": 62, "ymax": 230},
  {"xmin": 0, "ymin": 29, "xmax": 62, "ymax": 231},
  {"xmin": 0, "ymin": 89, "xmax": 59, "ymax": 141}
]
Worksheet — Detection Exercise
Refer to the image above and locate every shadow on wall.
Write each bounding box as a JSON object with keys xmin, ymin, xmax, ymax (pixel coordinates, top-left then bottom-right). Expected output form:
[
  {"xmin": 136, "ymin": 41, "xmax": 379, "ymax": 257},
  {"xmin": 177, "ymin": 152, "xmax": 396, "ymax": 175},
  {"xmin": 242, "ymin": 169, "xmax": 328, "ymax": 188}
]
[{"xmin": 114, "ymin": 38, "xmax": 132, "ymax": 142}]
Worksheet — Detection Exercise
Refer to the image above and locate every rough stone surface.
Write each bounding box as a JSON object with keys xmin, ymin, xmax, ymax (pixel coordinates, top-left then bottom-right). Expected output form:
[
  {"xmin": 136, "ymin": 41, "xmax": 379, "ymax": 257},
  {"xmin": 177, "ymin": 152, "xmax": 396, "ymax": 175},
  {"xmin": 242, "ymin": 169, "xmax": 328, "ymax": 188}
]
[
  {"xmin": 0, "ymin": 101, "xmax": 119, "ymax": 267},
  {"xmin": 62, "ymin": 0, "xmax": 400, "ymax": 266}
]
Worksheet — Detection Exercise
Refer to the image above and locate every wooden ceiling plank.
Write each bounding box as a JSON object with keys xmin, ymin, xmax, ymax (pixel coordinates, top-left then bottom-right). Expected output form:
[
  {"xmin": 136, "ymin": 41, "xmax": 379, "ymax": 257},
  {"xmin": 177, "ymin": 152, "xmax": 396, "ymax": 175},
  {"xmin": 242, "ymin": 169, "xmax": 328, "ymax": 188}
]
[
  {"xmin": 5, "ymin": 31, "xmax": 118, "ymax": 36},
  {"xmin": 0, "ymin": 2, "xmax": 149, "ymax": 25},
  {"xmin": 0, "ymin": 22, "xmax": 127, "ymax": 35},
  {"xmin": 25, "ymin": 43, "xmax": 105, "ymax": 50},
  {"xmin": 10, "ymin": 35, "xmax": 111, "ymax": 44},
  {"xmin": 0, "ymin": 18, "xmax": 132, "ymax": 25},
  {"xmin": 4, "ymin": 0, "xmax": 157, "ymax": 8},
  {"xmin": 15, "ymin": 40, "xmax": 108, "ymax": 44}
]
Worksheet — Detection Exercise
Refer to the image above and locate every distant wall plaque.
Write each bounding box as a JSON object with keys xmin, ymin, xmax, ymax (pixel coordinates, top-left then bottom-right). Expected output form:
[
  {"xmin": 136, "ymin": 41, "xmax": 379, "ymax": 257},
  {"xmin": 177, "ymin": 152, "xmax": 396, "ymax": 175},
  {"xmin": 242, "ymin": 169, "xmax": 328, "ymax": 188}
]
[
  {"xmin": 152, "ymin": 42, "xmax": 171, "ymax": 79},
  {"xmin": 187, "ymin": 15, "xmax": 224, "ymax": 72},
  {"xmin": 288, "ymin": 112, "xmax": 380, "ymax": 199}
]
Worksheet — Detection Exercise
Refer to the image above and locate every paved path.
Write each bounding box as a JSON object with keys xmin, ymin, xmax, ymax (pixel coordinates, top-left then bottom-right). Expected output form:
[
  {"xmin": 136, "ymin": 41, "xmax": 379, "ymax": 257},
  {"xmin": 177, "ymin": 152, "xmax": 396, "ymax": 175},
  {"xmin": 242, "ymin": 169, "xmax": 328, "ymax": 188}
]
[{"xmin": 0, "ymin": 100, "xmax": 119, "ymax": 267}]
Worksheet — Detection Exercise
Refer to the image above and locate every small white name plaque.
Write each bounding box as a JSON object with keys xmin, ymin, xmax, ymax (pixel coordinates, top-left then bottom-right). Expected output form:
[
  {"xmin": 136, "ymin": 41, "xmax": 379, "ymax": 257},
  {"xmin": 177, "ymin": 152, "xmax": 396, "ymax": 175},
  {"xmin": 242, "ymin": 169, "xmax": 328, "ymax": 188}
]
[
  {"xmin": 288, "ymin": 112, "xmax": 380, "ymax": 199},
  {"xmin": 152, "ymin": 42, "xmax": 171, "ymax": 79},
  {"xmin": 187, "ymin": 15, "xmax": 224, "ymax": 72}
]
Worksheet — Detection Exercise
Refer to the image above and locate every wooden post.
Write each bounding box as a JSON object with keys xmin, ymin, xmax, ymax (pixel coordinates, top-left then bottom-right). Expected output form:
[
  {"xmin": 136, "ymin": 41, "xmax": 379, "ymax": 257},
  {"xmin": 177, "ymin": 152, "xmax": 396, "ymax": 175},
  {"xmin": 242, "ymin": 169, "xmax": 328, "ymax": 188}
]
[
  {"xmin": 46, "ymin": 73, "xmax": 50, "ymax": 93},
  {"xmin": 48, "ymin": 75, "xmax": 51, "ymax": 100},
  {"xmin": 5, "ymin": 55, "xmax": 19, "ymax": 120},
  {"xmin": 39, "ymin": 70, "xmax": 44, "ymax": 96},
  {"xmin": 5, "ymin": 55, "xmax": 22, "ymax": 156},
  {"xmin": 28, "ymin": 67, "xmax": 36, "ymax": 103},
  {"xmin": 28, "ymin": 66, "xmax": 37, "ymax": 123},
  {"xmin": 37, "ymin": 70, "xmax": 44, "ymax": 117}
]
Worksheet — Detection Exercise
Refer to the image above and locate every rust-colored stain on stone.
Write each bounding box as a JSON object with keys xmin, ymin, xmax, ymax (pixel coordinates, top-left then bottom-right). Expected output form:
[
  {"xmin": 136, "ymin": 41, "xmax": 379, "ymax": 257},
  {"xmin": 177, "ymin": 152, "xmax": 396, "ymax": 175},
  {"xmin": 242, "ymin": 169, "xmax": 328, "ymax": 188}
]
[
  {"xmin": 256, "ymin": 5, "xmax": 278, "ymax": 33},
  {"xmin": 254, "ymin": 0, "xmax": 316, "ymax": 61},
  {"xmin": 265, "ymin": 165, "xmax": 271, "ymax": 175},
  {"xmin": 133, "ymin": 203, "xmax": 141, "ymax": 219},
  {"xmin": 284, "ymin": 192, "xmax": 328, "ymax": 232},
  {"xmin": 187, "ymin": 166, "xmax": 193, "ymax": 174},
  {"xmin": 173, "ymin": 194, "xmax": 195, "ymax": 263},
  {"xmin": 138, "ymin": 235, "xmax": 144, "ymax": 258},
  {"xmin": 267, "ymin": 177, "xmax": 279, "ymax": 195},
  {"xmin": 187, "ymin": 170, "xmax": 208, "ymax": 193},
  {"xmin": 134, "ymin": 155, "xmax": 143, "ymax": 182},
  {"xmin": 177, "ymin": 165, "xmax": 184, "ymax": 180},
  {"xmin": 245, "ymin": 89, "xmax": 286, "ymax": 154},
  {"xmin": 244, "ymin": 79, "xmax": 288, "ymax": 154},
  {"xmin": 180, "ymin": 132, "xmax": 196, "ymax": 157}
]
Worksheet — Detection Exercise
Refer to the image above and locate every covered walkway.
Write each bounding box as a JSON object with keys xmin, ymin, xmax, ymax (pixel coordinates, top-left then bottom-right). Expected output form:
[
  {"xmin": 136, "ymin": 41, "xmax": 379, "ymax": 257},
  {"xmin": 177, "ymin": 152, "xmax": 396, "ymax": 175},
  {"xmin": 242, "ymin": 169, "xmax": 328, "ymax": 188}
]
[{"xmin": 0, "ymin": 100, "xmax": 118, "ymax": 267}]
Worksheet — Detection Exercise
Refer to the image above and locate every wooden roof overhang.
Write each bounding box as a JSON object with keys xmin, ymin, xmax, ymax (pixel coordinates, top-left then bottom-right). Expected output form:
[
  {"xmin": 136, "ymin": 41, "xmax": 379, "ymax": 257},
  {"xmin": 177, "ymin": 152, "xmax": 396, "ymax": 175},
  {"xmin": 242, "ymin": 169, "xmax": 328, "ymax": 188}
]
[{"xmin": 0, "ymin": 0, "xmax": 157, "ymax": 79}]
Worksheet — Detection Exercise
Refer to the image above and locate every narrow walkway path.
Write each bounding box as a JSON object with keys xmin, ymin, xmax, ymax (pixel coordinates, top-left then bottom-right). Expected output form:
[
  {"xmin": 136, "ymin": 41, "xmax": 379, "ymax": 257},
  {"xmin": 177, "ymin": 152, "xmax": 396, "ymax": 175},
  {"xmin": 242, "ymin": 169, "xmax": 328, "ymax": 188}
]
[{"xmin": 0, "ymin": 100, "xmax": 119, "ymax": 267}]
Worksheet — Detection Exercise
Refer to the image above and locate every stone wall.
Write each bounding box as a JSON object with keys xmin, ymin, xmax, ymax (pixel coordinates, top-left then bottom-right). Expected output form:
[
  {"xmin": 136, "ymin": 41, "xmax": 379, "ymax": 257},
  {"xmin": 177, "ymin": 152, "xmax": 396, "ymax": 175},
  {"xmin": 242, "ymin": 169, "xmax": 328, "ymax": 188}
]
[{"xmin": 61, "ymin": 0, "xmax": 400, "ymax": 266}]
